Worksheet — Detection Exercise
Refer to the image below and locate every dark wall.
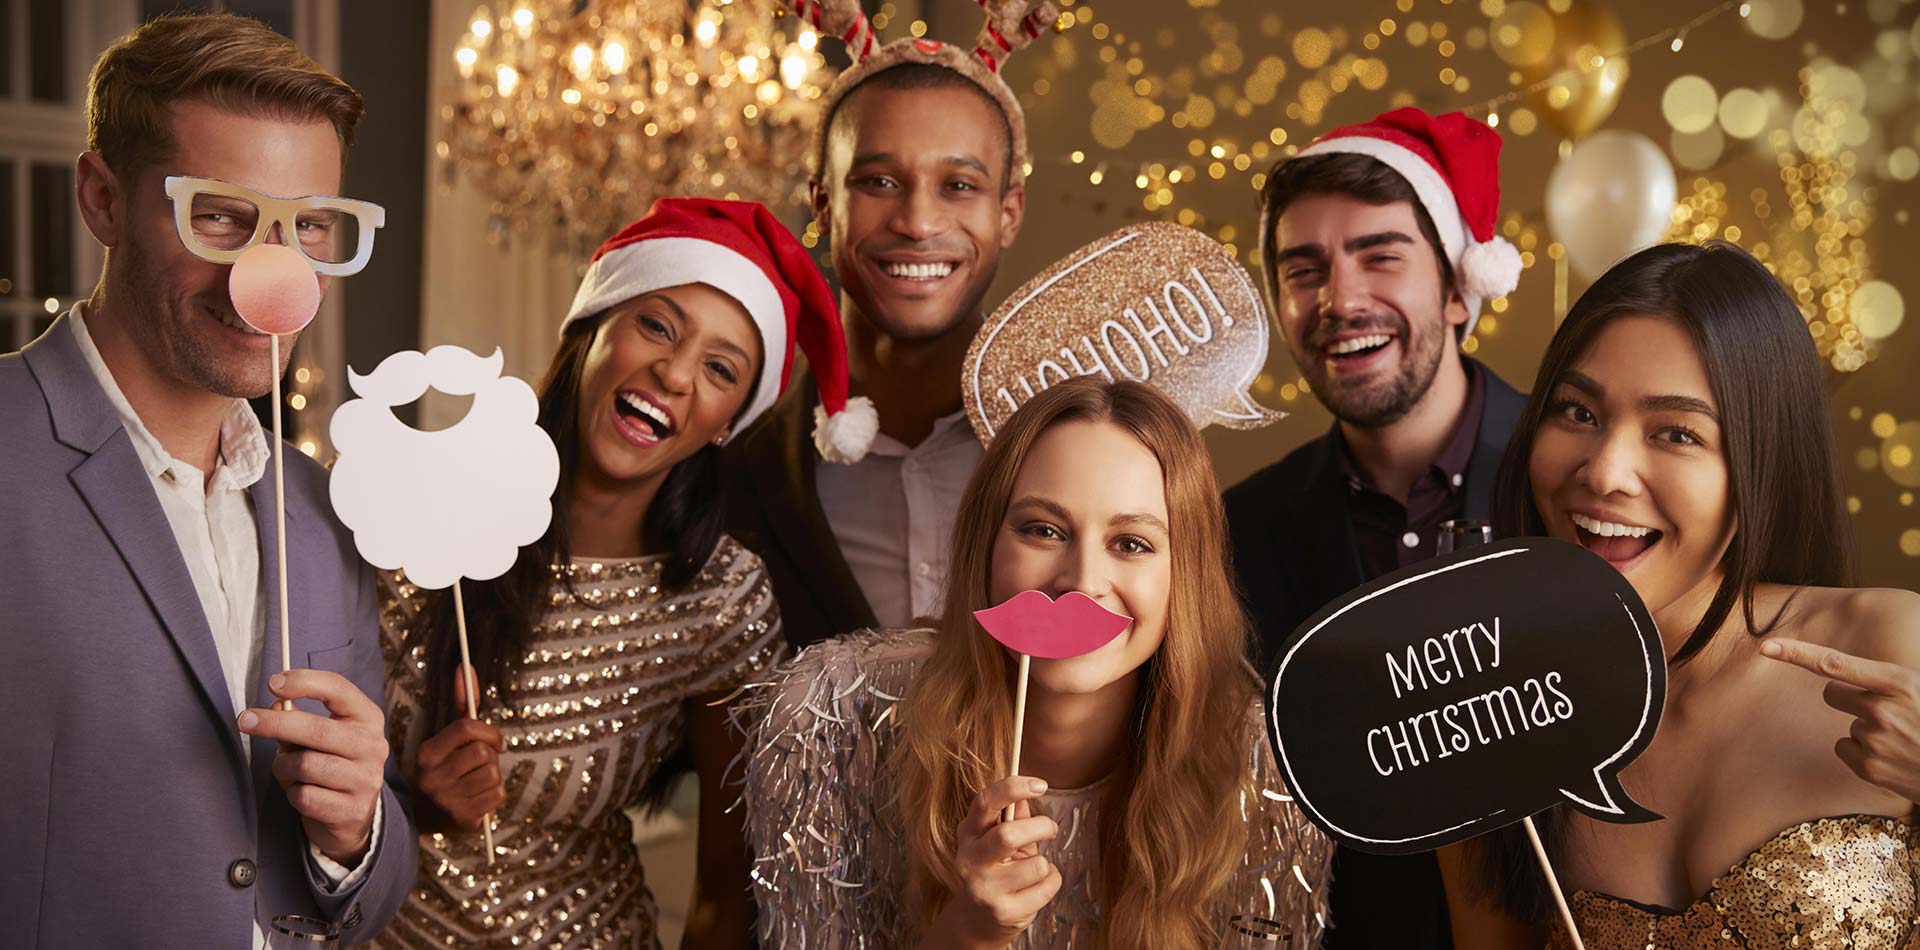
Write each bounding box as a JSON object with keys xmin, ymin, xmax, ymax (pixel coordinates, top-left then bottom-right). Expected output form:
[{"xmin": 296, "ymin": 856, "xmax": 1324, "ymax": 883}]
[{"xmin": 338, "ymin": 0, "xmax": 429, "ymax": 422}]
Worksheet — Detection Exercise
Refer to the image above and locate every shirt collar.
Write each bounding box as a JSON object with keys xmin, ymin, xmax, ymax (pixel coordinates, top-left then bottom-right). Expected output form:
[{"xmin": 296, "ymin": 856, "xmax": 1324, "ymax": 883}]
[
  {"xmin": 69, "ymin": 301, "xmax": 270, "ymax": 491},
  {"xmin": 858, "ymin": 406, "xmax": 976, "ymax": 459},
  {"xmin": 1333, "ymin": 358, "xmax": 1487, "ymax": 495}
]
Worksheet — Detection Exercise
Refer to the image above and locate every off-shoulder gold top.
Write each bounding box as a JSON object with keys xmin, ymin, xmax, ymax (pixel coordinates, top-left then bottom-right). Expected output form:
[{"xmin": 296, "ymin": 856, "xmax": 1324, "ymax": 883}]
[{"xmin": 1550, "ymin": 814, "xmax": 1920, "ymax": 950}]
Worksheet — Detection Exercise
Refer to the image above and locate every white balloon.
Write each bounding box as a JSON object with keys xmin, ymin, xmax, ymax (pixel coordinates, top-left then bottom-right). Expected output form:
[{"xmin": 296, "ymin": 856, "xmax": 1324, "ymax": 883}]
[{"xmin": 1545, "ymin": 130, "xmax": 1679, "ymax": 280}]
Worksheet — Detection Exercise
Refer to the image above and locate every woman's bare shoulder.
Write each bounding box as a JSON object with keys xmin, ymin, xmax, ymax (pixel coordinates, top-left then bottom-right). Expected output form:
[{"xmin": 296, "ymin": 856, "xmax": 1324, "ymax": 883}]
[{"xmin": 1766, "ymin": 584, "xmax": 1920, "ymax": 669}]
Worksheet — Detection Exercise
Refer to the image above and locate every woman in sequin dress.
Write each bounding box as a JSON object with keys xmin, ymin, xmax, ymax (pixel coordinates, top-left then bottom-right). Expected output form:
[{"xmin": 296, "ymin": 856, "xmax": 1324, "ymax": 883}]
[
  {"xmin": 1445, "ymin": 242, "xmax": 1920, "ymax": 949},
  {"xmin": 371, "ymin": 199, "xmax": 868, "ymax": 949},
  {"xmin": 741, "ymin": 379, "xmax": 1333, "ymax": 950}
]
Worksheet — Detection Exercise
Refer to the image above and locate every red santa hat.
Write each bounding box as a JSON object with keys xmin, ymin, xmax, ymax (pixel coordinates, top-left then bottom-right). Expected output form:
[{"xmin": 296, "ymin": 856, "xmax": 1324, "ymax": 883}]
[
  {"xmin": 1293, "ymin": 107, "xmax": 1523, "ymax": 336},
  {"xmin": 561, "ymin": 198, "xmax": 877, "ymax": 463}
]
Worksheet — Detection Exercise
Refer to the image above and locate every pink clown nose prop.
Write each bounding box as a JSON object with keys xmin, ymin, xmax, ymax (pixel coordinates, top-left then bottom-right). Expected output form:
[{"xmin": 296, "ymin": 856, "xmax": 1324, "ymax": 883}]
[
  {"xmin": 973, "ymin": 591, "xmax": 1133, "ymax": 819},
  {"xmin": 230, "ymin": 243, "xmax": 321, "ymax": 335},
  {"xmin": 230, "ymin": 243, "xmax": 320, "ymax": 711}
]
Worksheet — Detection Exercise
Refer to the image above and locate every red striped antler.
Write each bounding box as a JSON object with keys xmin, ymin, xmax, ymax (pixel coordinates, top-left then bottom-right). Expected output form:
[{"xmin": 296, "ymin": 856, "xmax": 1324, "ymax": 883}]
[
  {"xmin": 787, "ymin": 0, "xmax": 877, "ymax": 62},
  {"xmin": 971, "ymin": 0, "xmax": 1061, "ymax": 73}
]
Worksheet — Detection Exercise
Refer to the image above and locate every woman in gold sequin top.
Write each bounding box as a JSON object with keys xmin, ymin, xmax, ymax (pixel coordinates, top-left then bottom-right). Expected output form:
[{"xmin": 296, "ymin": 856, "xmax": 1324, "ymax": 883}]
[
  {"xmin": 742, "ymin": 379, "xmax": 1333, "ymax": 949},
  {"xmin": 1446, "ymin": 242, "xmax": 1920, "ymax": 949},
  {"xmin": 370, "ymin": 199, "xmax": 868, "ymax": 949}
]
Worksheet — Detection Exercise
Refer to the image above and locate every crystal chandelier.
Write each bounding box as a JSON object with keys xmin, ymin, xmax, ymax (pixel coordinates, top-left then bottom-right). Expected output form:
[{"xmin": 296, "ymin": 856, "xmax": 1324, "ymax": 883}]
[{"xmin": 441, "ymin": 0, "xmax": 831, "ymax": 250}]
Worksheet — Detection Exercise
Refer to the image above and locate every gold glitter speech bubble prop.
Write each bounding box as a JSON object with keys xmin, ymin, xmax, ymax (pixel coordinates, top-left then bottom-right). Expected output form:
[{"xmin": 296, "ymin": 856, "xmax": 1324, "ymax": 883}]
[{"xmin": 964, "ymin": 222, "xmax": 1284, "ymax": 444}]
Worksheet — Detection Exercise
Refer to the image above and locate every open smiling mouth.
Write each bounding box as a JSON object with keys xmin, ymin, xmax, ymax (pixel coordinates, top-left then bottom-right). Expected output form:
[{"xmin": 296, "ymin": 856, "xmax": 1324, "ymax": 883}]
[
  {"xmin": 1321, "ymin": 333, "xmax": 1395, "ymax": 366},
  {"xmin": 613, "ymin": 390, "xmax": 676, "ymax": 445},
  {"xmin": 1570, "ymin": 512, "xmax": 1663, "ymax": 566},
  {"xmin": 209, "ymin": 304, "xmax": 268, "ymax": 336},
  {"xmin": 875, "ymin": 258, "xmax": 961, "ymax": 287}
]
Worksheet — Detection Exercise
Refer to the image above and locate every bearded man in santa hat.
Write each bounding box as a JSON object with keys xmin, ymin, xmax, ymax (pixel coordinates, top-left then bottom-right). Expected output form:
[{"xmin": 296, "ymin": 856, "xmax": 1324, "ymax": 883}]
[{"xmin": 1225, "ymin": 107, "xmax": 1530, "ymax": 950}]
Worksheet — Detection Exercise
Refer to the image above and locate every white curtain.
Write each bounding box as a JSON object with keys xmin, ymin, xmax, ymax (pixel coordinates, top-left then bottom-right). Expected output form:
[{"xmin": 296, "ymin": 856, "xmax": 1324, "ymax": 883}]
[{"xmin": 418, "ymin": 0, "xmax": 583, "ymax": 430}]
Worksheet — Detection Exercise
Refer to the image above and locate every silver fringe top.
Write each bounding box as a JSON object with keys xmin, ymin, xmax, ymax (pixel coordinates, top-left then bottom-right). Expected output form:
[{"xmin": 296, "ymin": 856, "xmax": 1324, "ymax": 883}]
[{"xmin": 737, "ymin": 629, "xmax": 1332, "ymax": 948}]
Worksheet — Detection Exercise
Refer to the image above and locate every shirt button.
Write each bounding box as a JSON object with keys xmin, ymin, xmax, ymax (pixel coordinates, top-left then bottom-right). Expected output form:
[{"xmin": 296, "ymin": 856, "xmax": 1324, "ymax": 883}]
[
  {"xmin": 916, "ymin": 562, "xmax": 932, "ymax": 577},
  {"xmin": 228, "ymin": 857, "xmax": 257, "ymax": 889},
  {"xmin": 1401, "ymin": 531, "xmax": 1421, "ymax": 549},
  {"xmin": 1451, "ymin": 473, "xmax": 1464, "ymax": 488}
]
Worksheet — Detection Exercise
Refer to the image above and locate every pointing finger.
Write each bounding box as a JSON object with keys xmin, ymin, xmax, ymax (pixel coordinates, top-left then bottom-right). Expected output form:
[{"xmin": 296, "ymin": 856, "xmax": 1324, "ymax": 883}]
[{"xmin": 1761, "ymin": 638, "xmax": 1912, "ymax": 695}]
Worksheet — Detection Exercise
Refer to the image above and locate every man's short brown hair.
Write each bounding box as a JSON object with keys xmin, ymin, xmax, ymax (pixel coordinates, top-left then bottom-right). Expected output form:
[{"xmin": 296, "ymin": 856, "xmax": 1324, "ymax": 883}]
[{"xmin": 87, "ymin": 13, "xmax": 364, "ymax": 183}]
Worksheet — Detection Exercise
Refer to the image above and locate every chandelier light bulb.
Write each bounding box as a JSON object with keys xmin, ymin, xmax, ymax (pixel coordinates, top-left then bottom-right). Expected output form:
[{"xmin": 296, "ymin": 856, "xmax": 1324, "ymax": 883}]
[{"xmin": 441, "ymin": 0, "xmax": 824, "ymax": 245}]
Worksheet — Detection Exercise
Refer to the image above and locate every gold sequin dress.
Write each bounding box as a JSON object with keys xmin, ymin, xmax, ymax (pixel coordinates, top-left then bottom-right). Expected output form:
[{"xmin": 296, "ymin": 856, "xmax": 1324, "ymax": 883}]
[
  {"xmin": 739, "ymin": 629, "xmax": 1333, "ymax": 949},
  {"xmin": 1550, "ymin": 814, "xmax": 1920, "ymax": 949},
  {"xmin": 371, "ymin": 535, "xmax": 785, "ymax": 950}
]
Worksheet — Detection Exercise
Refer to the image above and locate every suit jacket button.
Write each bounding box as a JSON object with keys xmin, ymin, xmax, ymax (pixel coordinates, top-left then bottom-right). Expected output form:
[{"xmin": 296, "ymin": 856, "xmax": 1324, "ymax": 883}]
[{"xmin": 228, "ymin": 858, "xmax": 257, "ymax": 888}]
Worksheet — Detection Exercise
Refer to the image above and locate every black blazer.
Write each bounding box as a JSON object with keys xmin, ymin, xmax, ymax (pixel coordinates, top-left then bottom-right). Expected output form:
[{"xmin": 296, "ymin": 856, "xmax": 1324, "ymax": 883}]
[
  {"xmin": 722, "ymin": 373, "xmax": 879, "ymax": 652},
  {"xmin": 1223, "ymin": 359, "xmax": 1527, "ymax": 950}
]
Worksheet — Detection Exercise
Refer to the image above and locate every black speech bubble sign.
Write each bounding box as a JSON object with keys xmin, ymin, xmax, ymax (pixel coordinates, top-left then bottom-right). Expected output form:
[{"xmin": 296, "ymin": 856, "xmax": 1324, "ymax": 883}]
[{"xmin": 1266, "ymin": 537, "xmax": 1666, "ymax": 855}]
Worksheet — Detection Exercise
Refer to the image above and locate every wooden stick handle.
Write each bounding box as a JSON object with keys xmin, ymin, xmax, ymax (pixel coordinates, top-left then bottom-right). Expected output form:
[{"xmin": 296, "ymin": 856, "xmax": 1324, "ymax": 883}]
[
  {"xmin": 1004, "ymin": 652, "xmax": 1031, "ymax": 823},
  {"xmin": 1523, "ymin": 815, "xmax": 1584, "ymax": 950},
  {"xmin": 271, "ymin": 335, "xmax": 294, "ymax": 713},
  {"xmin": 453, "ymin": 581, "xmax": 497, "ymax": 865}
]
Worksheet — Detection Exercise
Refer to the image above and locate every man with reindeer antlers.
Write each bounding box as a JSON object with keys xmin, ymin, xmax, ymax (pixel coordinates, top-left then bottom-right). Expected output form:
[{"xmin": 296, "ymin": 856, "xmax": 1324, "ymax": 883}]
[{"xmin": 726, "ymin": 0, "xmax": 1059, "ymax": 649}]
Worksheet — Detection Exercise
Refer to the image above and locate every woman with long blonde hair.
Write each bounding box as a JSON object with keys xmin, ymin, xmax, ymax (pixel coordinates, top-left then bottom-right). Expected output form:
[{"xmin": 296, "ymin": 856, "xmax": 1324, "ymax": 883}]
[{"xmin": 741, "ymin": 377, "xmax": 1331, "ymax": 949}]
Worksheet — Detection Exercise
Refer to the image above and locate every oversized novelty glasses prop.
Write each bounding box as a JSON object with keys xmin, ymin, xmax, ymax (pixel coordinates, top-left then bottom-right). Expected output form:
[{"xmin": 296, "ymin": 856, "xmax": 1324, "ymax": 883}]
[
  {"xmin": 973, "ymin": 590, "xmax": 1133, "ymax": 820},
  {"xmin": 165, "ymin": 176, "xmax": 387, "ymax": 710},
  {"xmin": 164, "ymin": 176, "xmax": 385, "ymax": 276}
]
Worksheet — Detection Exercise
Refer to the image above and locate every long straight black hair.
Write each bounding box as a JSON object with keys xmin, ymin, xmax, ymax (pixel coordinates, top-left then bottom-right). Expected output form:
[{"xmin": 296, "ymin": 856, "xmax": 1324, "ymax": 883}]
[
  {"xmin": 401, "ymin": 315, "xmax": 727, "ymax": 798},
  {"xmin": 1475, "ymin": 240, "xmax": 1855, "ymax": 920}
]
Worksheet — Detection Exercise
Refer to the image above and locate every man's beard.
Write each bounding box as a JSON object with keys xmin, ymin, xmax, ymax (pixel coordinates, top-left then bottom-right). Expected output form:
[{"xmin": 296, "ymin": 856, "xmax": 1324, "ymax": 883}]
[
  {"xmin": 1298, "ymin": 308, "xmax": 1447, "ymax": 429},
  {"xmin": 117, "ymin": 237, "xmax": 293, "ymax": 399}
]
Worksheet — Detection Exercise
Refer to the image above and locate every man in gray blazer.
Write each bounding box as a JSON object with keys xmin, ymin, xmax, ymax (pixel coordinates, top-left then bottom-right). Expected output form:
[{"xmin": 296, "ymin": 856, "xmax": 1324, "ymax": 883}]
[{"xmin": 0, "ymin": 15, "xmax": 413, "ymax": 946}]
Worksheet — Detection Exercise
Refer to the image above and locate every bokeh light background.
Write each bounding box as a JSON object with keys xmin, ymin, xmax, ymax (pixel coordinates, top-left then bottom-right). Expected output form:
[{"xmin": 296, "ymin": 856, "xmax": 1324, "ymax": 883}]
[{"xmin": 872, "ymin": 0, "xmax": 1920, "ymax": 585}]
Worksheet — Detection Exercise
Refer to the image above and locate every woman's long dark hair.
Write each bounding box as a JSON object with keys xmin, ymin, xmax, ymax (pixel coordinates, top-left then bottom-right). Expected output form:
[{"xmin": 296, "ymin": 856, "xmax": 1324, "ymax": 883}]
[
  {"xmin": 403, "ymin": 315, "xmax": 728, "ymax": 806},
  {"xmin": 1475, "ymin": 240, "xmax": 1855, "ymax": 921}
]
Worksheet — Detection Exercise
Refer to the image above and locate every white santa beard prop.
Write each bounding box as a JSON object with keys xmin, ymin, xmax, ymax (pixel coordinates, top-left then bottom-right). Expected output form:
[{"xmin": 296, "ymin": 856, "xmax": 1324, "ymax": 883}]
[{"xmin": 329, "ymin": 345, "xmax": 562, "ymax": 865}]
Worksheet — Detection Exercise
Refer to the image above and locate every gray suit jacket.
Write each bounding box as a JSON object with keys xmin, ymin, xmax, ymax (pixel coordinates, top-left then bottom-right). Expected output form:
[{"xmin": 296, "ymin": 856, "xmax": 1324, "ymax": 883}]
[{"xmin": 0, "ymin": 315, "xmax": 415, "ymax": 947}]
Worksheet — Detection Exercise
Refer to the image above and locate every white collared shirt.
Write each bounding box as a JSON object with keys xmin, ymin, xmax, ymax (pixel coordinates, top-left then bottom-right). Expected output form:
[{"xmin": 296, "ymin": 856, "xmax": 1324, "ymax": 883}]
[
  {"xmin": 69, "ymin": 305, "xmax": 376, "ymax": 945},
  {"xmin": 813, "ymin": 408, "xmax": 983, "ymax": 628}
]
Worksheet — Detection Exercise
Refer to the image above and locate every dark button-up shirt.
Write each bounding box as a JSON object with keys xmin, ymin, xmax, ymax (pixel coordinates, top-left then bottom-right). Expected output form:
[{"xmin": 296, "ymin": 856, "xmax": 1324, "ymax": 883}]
[{"xmin": 1333, "ymin": 360, "xmax": 1488, "ymax": 579}]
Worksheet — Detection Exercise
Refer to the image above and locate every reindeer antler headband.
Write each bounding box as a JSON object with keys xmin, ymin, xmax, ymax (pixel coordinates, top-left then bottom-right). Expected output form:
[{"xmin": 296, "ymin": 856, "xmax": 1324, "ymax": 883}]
[{"xmin": 787, "ymin": 0, "xmax": 1061, "ymax": 188}]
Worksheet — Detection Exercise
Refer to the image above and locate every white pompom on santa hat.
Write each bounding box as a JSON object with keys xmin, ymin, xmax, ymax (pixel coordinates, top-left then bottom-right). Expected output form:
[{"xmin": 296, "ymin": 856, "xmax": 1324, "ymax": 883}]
[
  {"xmin": 560, "ymin": 197, "xmax": 877, "ymax": 463},
  {"xmin": 1294, "ymin": 107, "xmax": 1522, "ymax": 337}
]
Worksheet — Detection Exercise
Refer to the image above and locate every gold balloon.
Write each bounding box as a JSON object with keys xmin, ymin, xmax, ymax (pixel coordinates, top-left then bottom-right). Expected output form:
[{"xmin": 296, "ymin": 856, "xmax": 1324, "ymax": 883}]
[{"xmin": 1514, "ymin": 0, "xmax": 1629, "ymax": 140}]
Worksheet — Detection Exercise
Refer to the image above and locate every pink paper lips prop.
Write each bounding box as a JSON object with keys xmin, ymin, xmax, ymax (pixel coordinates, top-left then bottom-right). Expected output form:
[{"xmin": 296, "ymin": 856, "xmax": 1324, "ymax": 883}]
[
  {"xmin": 229, "ymin": 243, "xmax": 322, "ymax": 335},
  {"xmin": 973, "ymin": 590, "xmax": 1133, "ymax": 659}
]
